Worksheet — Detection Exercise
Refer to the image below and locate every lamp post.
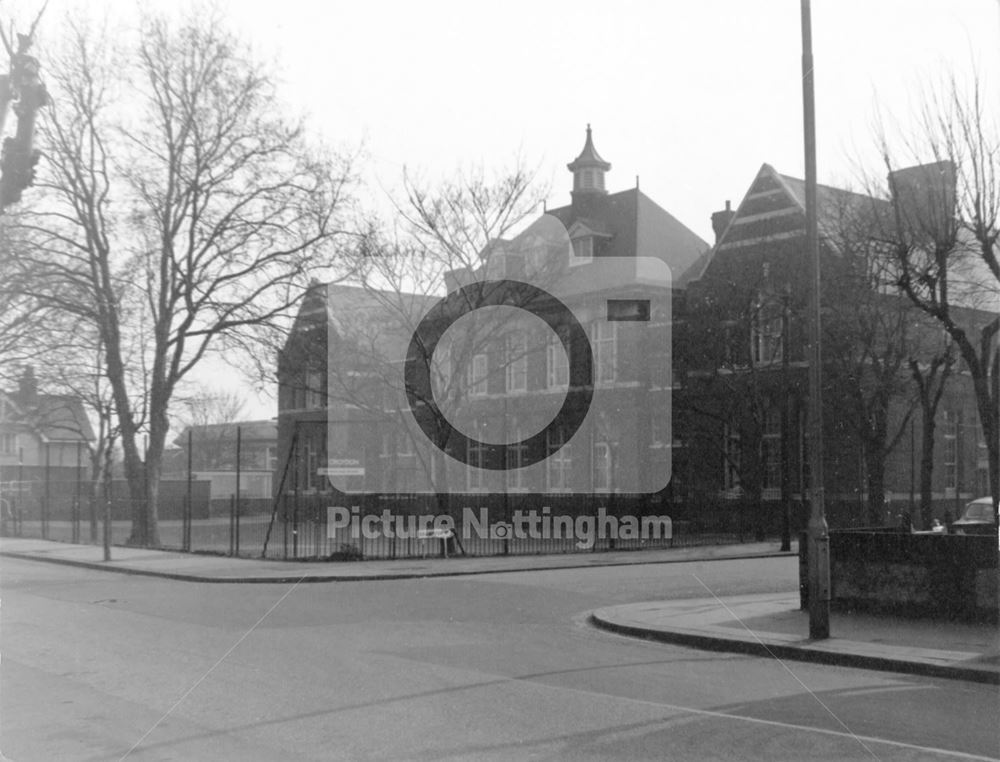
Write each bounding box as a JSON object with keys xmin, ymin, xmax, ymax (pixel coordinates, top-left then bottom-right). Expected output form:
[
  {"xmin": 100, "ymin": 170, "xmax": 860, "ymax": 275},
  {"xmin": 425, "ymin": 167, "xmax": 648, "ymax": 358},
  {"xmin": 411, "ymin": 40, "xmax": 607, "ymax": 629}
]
[{"xmin": 801, "ymin": 0, "xmax": 830, "ymax": 639}]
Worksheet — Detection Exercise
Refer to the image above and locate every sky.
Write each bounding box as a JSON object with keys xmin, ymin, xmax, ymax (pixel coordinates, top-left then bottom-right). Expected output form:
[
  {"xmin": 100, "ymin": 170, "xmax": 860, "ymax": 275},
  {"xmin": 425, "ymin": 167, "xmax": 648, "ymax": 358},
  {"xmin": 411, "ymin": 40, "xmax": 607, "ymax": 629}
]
[{"xmin": 16, "ymin": 0, "xmax": 1000, "ymax": 420}]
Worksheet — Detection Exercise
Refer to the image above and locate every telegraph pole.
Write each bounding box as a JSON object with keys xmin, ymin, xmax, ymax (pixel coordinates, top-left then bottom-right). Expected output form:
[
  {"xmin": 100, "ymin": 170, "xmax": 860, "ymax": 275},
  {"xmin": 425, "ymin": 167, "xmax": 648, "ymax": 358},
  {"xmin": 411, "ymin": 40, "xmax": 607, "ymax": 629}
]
[{"xmin": 801, "ymin": 0, "xmax": 830, "ymax": 639}]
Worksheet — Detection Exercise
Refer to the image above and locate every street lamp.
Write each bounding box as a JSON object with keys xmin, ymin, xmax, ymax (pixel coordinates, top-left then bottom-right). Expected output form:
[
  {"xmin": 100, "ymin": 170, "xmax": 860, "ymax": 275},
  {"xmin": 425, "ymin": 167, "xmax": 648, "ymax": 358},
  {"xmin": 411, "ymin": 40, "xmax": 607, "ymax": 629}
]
[{"xmin": 801, "ymin": 0, "xmax": 831, "ymax": 639}]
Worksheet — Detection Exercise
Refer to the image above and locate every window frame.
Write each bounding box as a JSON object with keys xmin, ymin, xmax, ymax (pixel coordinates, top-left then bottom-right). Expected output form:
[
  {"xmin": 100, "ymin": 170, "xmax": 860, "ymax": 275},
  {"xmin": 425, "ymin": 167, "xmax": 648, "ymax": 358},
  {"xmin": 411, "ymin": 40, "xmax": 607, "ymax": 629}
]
[
  {"xmin": 468, "ymin": 353, "xmax": 489, "ymax": 398},
  {"xmin": 546, "ymin": 428, "xmax": 573, "ymax": 492},
  {"xmin": 723, "ymin": 424, "xmax": 741, "ymax": 492},
  {"xmin": 546, "ymin": 331, "xmax": 569, "ymax": 390},
  {"xmin": 593, "ymin": 320, "xmax": 617, "ymax": 384},
  {"xmin": 750, "ymin": 300, "xmax": 784, "ymax": 365},
  {"xmin": 506, "ymin": 333, "xmax": 527, "ymax": 393},
  {"xmin": 592, "ymin": 441, "xmax": 612, "ymax": 492},
  {"xmin": 571, "ymin": 236, "xmax": 593, "ymax": 266}
]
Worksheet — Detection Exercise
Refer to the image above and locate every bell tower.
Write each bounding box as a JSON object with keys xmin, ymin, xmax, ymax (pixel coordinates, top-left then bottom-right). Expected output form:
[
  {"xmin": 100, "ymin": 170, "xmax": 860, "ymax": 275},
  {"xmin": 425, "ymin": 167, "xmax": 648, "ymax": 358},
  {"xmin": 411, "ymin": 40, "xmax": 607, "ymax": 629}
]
[{"xmin": 568, "ymin": 124, "xmax": 611, "ymax": 200}]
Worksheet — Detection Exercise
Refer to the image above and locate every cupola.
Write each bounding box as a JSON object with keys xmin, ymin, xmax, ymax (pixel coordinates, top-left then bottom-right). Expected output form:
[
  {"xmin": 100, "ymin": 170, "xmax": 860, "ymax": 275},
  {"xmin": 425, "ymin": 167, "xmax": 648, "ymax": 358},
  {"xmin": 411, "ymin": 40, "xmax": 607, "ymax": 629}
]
[{"xmin": 567, "ymin": 124, "xmax": 611, "ymax": 199}]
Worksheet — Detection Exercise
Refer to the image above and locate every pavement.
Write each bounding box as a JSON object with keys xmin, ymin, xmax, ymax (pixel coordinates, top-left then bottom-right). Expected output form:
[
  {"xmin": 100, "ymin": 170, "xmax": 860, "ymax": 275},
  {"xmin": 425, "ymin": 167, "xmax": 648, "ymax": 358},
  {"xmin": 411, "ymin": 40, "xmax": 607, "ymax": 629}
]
[
  {"xmin": 0, "ymin": 536, "xmax": 793, "ymax": 582},
  {"xmin": 3, "ymin": 536, "xmax": 997, "ymax": 686},
  {"xmin": 592, "ymin": 593, "xmax": 1000, "ymax": 685}
]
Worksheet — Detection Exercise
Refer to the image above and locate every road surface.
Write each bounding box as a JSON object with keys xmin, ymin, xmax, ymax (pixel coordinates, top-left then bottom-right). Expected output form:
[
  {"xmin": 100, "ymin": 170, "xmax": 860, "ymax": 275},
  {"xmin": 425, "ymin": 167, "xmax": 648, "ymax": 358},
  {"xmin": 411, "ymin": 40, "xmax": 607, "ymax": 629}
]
[{"xmin": 1, "ymin": 555, "xmax": 996, "ymax": 761}]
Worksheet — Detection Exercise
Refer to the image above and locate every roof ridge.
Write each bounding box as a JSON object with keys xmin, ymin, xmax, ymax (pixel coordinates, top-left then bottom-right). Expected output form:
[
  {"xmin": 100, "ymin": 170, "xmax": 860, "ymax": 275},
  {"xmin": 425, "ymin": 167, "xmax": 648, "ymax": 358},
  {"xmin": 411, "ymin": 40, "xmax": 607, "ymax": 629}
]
[{"xmin": 776, "ymin": 171, "xmax": 879, "ymax": 201}]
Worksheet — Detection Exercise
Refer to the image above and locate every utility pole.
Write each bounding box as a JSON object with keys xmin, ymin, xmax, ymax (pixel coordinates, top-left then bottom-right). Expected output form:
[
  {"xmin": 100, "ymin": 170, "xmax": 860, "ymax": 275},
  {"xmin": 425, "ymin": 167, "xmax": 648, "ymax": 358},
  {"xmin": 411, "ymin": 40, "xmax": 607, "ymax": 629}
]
[
  {"xmin": 780, "ymin": 286, "xmax": 792, "ymax": 552},
  {"xmin": 801, "ymin": 0, "xmax": 830, "ymax": 640}
]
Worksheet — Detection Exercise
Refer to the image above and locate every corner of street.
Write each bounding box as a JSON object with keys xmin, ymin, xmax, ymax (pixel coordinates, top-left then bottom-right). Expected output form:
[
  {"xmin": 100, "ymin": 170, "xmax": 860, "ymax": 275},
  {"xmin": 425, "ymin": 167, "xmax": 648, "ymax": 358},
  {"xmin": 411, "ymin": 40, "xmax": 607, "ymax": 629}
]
[{"xmin": 3, "ymin": 536, "xmax": 996, "ymax": 688}]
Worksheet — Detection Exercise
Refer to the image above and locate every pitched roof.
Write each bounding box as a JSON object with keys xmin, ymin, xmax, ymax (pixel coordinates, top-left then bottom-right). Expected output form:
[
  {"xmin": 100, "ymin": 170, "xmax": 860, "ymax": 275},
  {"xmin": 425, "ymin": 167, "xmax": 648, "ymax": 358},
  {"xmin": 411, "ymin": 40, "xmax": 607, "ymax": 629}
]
[
  {"xmin": 174, "ymin": 419, "xmax": 276, "ymax": 448},
  {"xmin": 567, "ymin": 124, "xmax": 611, "ymax": 172},
  {"xmin": 776, "ymin": 171, "xmax": 891, "ymax": 242},
  {"xmin": 2, "ymin": 391, "xmax": 96, "ymax": 443},
  {"xmin": 546, "ymin": 187, "xmax": 709, "ymax": 285},
  {"xmin": 282, "ymin": 281, "xmax": 443, "ymax": 369},
  {"xmin": 715, "ymin": 163, "xmax": 892, "ymax": 254}
]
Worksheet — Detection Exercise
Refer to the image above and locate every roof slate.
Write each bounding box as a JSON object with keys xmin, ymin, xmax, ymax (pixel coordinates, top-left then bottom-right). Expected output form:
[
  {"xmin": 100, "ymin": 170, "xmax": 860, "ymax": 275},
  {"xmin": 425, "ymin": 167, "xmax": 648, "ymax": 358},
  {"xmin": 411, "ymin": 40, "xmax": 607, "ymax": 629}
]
[
  {"xmin": 547, "ymin": 187, "xmax": 708, "ymax": 285},
  {"xmin": 2, "ymin": 392, "xmax": 96, "ymax": 443}
]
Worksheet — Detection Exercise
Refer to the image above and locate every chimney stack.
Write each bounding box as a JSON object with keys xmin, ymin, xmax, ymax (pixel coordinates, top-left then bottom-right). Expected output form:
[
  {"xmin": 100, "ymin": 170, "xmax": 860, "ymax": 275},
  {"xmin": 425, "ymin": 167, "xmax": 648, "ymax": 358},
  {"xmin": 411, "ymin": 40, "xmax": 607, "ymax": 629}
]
[
  {"xmin": 887, "ymin": 161, "xmax": 957, "ymax": 243},
  {"xmin": 711, "ymin": 200, "xmax": 735, "ymax": 244},
  {"xmin": 17, "ymin": 366, "xmax": 38, "ymax": 408}
]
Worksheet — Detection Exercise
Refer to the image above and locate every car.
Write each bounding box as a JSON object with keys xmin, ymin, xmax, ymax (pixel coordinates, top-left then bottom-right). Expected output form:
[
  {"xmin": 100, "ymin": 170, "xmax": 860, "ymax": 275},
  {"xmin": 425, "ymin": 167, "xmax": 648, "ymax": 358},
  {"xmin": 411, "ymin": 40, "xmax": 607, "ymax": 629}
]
[{"xmin": 951, "ymin": 497, "xmax": 998, "ymax": 535}]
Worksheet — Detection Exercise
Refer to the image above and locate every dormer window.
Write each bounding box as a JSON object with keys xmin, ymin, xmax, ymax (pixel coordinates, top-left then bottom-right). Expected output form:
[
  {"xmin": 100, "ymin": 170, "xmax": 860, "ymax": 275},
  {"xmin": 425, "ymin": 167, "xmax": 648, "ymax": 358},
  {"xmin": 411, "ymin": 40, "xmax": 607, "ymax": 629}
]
[{"xmin": 571, "ymin": 236, "xmax": 593, "ymax": 265}]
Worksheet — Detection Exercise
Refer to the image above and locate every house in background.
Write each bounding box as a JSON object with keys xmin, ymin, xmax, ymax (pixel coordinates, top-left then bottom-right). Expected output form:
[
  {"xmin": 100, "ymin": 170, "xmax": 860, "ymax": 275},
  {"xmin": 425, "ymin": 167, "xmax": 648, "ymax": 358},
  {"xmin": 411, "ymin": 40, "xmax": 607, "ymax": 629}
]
[
  {"xmin": 0, "ymin": 367, "xmax": 94, "ymax": 518},
  {"xmin": 169, "ymin": 420, "xmax": 278, "ymax": 502}
]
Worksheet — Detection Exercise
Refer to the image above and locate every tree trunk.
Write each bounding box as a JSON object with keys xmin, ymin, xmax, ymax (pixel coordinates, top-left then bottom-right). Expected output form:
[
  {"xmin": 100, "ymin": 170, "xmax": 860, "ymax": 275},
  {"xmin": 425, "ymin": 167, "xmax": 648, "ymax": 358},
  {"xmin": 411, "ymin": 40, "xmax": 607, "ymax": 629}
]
[
  {"xmin": 972, "ymin": 358, "xmax": 999, "ymax": 528},
  {"xmin": 121, "ymin": 434, "xmax": 148, "ymax": 546},
  {"xmin": 865, "ymin": 449, "xmax": 887, "ymax": 526},
  {"xmin": 920, "ymin": 405, "xmax": 937, "ymax": 529},
  {"xmin": 918, "ymin": 410, "xmax": 936, "ymax": 529}
]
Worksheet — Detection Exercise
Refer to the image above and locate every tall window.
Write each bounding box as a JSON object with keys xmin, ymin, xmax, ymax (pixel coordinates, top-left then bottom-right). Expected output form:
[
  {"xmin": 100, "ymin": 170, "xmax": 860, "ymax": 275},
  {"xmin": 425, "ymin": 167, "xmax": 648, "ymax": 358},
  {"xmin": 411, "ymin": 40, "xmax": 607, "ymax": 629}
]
[
  {"xmin": 762, "ymin": 407, "xmax": 781, "ymax": 494},
  {"xmin": 302, "ymin": 441, "xmax": 319, "ymax": 491},
  {"xmin": 506, "ymin": 425, "xmax": 527, "ymax": 490},
  {"xmin": 506, "ymin": 334, "xmax": 527, "ymax": 393},
  {"xmin": 751, "ymin": 300, "xmax": 783, "ymax": 364},
  {"xmin": 467, "ymin": 421, "xmax": 486, "ymax": 490},
  {"xmin": 547, "ymin": 428, "xmax": 572, "ymax": 491},
  {"xmin": 305, "ymin": 370, "xmax": 325, "ymax": 409},
  {"xmin": 433, "ymin": 343, "xmax": 452, "ymax": 399},
  {"xmin": 723, "ymin": 424, "xmax": 741, "ymax": 491},
  {"xmin": 571, "ymin": 236, "xmax": 593, "ymax": 265},
  {"xmin": 468, "ymin": 353, "xmax": 488, "ymax": 397},
  {"xmin": 943, "ymin": 410, "xmax": 959, "ymax": 492},
  {"xmin": 547, "ymin": 331, "xmax": 569, "ymax": 390},
  {"xmin": 0, "ymin": 432, "xmax": 15, "ymax": 455},
  {"xmin": 650, "ymin": 414, "xmax": 666, "ymax": 448},
  {"xmin": 593, "ymin": 441, "xmax": 611, "ymax": 491},
  {"xmin": 975, "ymin": 422, "xmax": 989, "ymax": 496},
  {"xmin": 594, "ymin": 321, "xmax": 616, "ymax": 384},
  {"xmin": 379, "ymin": 433, "xmax": 395, "ymax": 491},
  {"xmin": 527, "ymin": 245, "xmax": 546, "ymax": 276}
]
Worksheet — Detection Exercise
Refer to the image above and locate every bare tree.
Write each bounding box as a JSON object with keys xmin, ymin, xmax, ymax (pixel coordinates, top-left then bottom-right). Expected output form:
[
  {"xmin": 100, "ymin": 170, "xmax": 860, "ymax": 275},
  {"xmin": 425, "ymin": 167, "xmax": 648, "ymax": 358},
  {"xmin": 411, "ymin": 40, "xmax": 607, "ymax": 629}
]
[
  {"xmin": 822, "ymin": 196, "xmax": 918, "ymax": 524},
  {"xmin": 7, "ymin": 8, "xmax": 354, "ymax": 546},
  {"xmin": 909, "ymin": 345, "xmax": 954, "ymax": 528},
  {"xmin": 876, "ymin": 71, "xmax": 1000, "ymax": 522},
  {"xmin": 173, "ymin": 384, "xmax": 248, "ymax": 471},
  {"xmin": 314, "ymin": 162, "xmax": 547, "ymax": 506},
  {"xmin": 176, "ymin": 385, "xmax": 247, "ymax": 429},
  {"xmin": 677, "ymin": 268, "xmax": 794, "ymax": 540}
]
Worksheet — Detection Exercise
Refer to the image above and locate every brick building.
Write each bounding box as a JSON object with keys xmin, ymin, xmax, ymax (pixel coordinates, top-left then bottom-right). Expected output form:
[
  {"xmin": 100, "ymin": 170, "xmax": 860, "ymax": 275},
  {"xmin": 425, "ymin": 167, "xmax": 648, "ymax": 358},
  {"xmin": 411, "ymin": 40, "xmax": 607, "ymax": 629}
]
[
  {"xmin": 676, "ymin": 163, "xmax": 995, "ymax": 531},
  {"xmin": 276, "ymin": 128, "xmax": 708, "ymax": 521},
  {"xmin": 276, "ymin": 139, "xmax": 994, "ymax": 537}
]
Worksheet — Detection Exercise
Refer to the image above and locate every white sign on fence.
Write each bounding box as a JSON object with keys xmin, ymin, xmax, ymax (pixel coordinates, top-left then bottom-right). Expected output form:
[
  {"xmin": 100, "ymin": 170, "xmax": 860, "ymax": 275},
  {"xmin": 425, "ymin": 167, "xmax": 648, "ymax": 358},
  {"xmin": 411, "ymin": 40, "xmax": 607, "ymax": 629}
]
[{"xmin": 319, "ymin": 459, "xmax": 364, "ymax": 477}]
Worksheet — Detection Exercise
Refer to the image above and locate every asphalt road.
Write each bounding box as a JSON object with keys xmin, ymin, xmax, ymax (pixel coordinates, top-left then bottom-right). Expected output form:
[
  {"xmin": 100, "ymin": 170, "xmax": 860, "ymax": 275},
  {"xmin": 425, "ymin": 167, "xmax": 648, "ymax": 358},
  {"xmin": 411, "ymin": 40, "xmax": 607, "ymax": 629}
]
[{"xmin": 1, "ymin": 555, "xmax": 997, "ymax": 761}]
